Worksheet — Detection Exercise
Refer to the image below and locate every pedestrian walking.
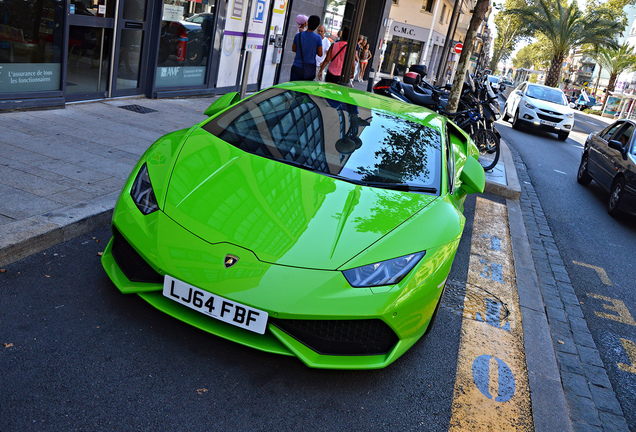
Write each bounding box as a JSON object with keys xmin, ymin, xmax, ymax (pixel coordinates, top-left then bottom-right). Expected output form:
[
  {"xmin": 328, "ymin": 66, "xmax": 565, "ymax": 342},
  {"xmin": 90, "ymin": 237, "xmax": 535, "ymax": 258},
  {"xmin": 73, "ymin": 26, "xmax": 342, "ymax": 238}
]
[
  {"xmin": 319, "ymin": 27, "xmax": 353, "ymax": 84},
  {"xmin": 290, "ymin": 15, "xmax": 323, "ymax": 81},
  {"xmin": 316, "ymin": 24, "xmax": 331, "ymax": 81}
]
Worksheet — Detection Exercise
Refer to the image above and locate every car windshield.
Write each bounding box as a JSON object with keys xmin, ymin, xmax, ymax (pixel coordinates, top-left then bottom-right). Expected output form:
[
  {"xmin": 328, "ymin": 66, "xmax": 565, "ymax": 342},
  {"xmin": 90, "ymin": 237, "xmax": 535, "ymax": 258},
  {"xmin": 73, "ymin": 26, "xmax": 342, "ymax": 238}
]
[
  {"xmin": 487, "ymin": 76, "xmax": 499, "ymax": 83},
  {"xmin": 203, "ymin": 88, "xmax": 442, "ymax": 194},
  {"xmin": 526, "ymin": 85, "xmax": 568, "ymax": 105}
]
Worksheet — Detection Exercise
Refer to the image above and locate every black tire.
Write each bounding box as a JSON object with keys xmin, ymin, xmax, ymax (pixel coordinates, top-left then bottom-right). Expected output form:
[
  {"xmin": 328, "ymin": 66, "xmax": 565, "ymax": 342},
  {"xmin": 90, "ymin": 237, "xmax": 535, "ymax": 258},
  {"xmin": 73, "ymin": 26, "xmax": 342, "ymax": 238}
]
[
  {"xmin": 186, "ymin": 40, "xmax": 203, "ymax": 66},
  {"xmin": 577, "ymin": 154, "xmax": 592, "ymax": 185},
  {"xmin": 502, "ymin": 105, "xmax": 510, "ymax": 122},
  {"xmin": 608, "ymin": 178, "xmax": 625, "ymax": 216},
  {"xmin": 558, "ymin": 131, "xmax": 569, "ymax": 141},
  {"xmin": 471, "ymin": 128, "xmax": 500, "ymax": 171},
  {"xmin": 512, "ymin": 109, "xmax": 521, "ymax": 130}
]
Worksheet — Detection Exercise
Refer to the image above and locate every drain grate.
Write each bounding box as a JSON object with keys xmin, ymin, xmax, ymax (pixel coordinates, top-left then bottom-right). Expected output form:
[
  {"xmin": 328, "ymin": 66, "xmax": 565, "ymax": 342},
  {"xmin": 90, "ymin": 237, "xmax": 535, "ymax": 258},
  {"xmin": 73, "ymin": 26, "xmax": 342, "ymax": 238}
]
[
  {"xmin": 440, "ymin": 278, "xmax": 510, "ymax": 322},
  {"xmin": 118, "ymin": 104, "xmax": 158, "ymax": 114}
]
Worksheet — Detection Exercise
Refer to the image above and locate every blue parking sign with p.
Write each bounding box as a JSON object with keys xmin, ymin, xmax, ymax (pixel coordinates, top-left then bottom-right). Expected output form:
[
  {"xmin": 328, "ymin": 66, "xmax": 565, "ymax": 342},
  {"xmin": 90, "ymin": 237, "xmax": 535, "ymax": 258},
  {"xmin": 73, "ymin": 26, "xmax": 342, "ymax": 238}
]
[{"xmin": 254, "ymin": 0, "xmax": 266, "ymax": 22}]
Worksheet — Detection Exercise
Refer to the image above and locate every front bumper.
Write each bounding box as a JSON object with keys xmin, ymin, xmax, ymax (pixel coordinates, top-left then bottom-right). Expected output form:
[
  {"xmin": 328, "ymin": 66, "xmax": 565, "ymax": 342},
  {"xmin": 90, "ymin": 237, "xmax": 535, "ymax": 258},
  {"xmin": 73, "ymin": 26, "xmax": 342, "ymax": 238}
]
[
  {"xmin": 518, "ymin": 105, "xmax": 573, "ymax": 133},
  {"xmin": 101, "ymin": 195, "xmax": 458, "ymax": 369}
]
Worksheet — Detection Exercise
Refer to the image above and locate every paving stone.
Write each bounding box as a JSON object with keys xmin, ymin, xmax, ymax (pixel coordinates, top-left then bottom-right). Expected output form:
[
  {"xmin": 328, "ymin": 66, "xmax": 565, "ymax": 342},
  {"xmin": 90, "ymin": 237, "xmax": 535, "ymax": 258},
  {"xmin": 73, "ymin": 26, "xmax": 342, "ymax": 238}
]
[
  {"xmin": 557, "ymin": 351, "xmax": 584, "ymax": 374},
  {"xmin": 550, "ymin": 319, "xmax": 573, "ymax": 339},
  {"xmin": 554, "ymin": 335, "xmax": 577, "ymax": 354},
  {"xmin": 565, "ymin": 303, "xmax": 585, "ymax": 319},
  {"xmin": 573, "ymin": 421, "xmax": 603, "ymax": 432},
  {"xmin": 583, "ymin": 364, "xmax": 613, "ymax": 389},
  {"xmin": 562, "ymin": 371, "xmax": 592, "ymax": 398},
  {"xmin": 547, "ymin": 305, "xmax": 568, "ymax": 323},
  {"xmin": 598, "ymin": 411, "xmax": 630, "ymax": 432},
  {"xmin": 568, "ymin": 395, "xmax": 602, "ymax": 426},
  {"xmin": 578, "ymin": 345, "xmax": 604, "ymax": 368},
  {"xmin": 573, "ymin": 328, "xmax": 597, "ymax": 348},
  {"xmin": 589, "ymin": 385, "xmax": 624, "ymax": 416}
]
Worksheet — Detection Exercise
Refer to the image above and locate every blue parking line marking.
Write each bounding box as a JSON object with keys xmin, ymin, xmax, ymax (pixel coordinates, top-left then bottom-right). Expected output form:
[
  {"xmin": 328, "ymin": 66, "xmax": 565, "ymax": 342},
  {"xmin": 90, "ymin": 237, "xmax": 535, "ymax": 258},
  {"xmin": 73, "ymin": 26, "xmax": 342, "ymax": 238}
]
[
  {"xmin": 472, "ymin": 355, "xmax": 516, "ymax": 403},
  {"xmin": 477, "ymin": 298, "xmax": 511, "ymax": 332}
]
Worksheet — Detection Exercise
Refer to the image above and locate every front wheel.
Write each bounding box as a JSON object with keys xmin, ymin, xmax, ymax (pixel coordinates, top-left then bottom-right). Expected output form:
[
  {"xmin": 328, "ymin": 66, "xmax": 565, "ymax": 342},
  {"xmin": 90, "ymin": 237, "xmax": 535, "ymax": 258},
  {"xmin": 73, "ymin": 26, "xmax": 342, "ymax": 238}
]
[
  {"xmin": 558, "ymin": 131, "xmax": 569, "ymax": 141},
  {"xmin": 608, "ymin": 178, "xmax": 625, "ymax": 216},
  {"xmin": 577, "ymin": 154, "xmax": 592, "ymax": 185},
  {"xmin": 471, "ymin": 129, "xmax": 500, "ymax": 171},
  {"xmin": 512, "ymin": 109, "xmax": 521, "ymax": 130},
  {"xmin": 502, "ymin": 105, "xmax": 510, "ymax": 122}
]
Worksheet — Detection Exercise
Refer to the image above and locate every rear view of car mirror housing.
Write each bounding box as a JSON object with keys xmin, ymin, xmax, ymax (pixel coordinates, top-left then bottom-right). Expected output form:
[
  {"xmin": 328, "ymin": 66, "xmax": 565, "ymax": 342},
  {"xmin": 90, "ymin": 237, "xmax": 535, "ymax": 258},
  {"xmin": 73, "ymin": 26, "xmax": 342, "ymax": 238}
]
[
  {"xmin": 459, "ymin": 156, "xmax": 486, "ymax": 195},
  {"xmin": 204, "ymin": 92, "xmax": 241, "ymax": 117},
  {"xmin": 608, "ymin": 139, "xmax": 629, "ymax": 160}
]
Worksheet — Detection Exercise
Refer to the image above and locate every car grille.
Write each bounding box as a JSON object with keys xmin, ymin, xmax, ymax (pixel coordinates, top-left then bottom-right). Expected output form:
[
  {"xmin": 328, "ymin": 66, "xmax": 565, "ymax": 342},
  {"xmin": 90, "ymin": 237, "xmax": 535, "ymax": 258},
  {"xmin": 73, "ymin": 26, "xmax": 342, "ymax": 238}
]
[
  {"xmin": 111, "ymin": 227, "xmax": 164, "ymax": 284},
  {"xmin": 537, "ymin": 113, "xmax": 562, "ymax": 123},
  {"xmin": 270, "ymin": 318, "xmax": 398, "ymax": 355}
]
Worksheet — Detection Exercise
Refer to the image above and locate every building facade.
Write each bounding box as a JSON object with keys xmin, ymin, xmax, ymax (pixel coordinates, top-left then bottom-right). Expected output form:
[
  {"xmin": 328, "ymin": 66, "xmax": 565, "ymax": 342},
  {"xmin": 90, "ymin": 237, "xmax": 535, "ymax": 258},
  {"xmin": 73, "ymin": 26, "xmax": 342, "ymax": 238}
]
[{"xmin": 0, "ymin": 0, "xmax": 391, "ymax": 111}]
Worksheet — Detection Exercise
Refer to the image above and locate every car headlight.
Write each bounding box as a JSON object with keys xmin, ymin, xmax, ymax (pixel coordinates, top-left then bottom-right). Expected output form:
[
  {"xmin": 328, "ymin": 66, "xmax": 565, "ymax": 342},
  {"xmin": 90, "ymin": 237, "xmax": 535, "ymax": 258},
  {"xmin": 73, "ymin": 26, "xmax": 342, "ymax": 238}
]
[
  {"xmin": 566, "ymin": 113, "xmax": 574, "ymax": 118},
  {"xmin": 523, "ymin": 100, "xmax": 535, "ymax": 109},
  {"xmin": 131, "ymin": 163, "xmax": 159, "ymax": 215},
  {"xmin": 343, "ymin": 252, "xmax": 425, "ymax": 288}
]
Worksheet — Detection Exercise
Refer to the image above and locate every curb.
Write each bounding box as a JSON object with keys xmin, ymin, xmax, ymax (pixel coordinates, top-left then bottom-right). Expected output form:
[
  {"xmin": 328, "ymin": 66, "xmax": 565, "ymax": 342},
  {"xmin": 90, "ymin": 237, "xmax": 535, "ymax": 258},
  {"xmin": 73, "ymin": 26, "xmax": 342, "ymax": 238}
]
[
  {"xmin": 0, "ymin": 194, "xmax": 116, "ymax": 268},
  {"xmin": 484, "ymin": 138, "xmax": 521, "ymax": 200}
]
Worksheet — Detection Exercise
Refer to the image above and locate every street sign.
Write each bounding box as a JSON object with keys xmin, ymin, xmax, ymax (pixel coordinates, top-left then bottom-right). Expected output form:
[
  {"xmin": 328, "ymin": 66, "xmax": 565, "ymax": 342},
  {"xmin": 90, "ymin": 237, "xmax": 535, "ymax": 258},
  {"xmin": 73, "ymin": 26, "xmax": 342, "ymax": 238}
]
[{"xmin": 454, "ymin": 43, "xmax": 463, "ymax": 54}]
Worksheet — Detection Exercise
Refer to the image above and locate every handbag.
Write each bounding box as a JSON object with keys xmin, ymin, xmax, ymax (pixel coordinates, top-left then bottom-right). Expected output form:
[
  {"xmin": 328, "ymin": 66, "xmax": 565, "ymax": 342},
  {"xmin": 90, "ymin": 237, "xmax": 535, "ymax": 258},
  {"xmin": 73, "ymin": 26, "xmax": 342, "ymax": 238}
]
[
  {"xmin": 297, "ymin": 33, "xmax": 316, "ymax": 80},
  {"xmin": 326, "ymin": 42, "xmax": 347, "ymax": 79}
]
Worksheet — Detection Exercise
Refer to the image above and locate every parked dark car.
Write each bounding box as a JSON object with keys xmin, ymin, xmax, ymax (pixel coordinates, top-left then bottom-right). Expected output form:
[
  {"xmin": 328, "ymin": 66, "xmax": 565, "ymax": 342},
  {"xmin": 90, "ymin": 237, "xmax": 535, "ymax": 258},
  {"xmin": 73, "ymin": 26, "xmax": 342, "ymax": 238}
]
[{"xmin": 577, "ymin": 119, "xmax": 636, "ymax": 216}]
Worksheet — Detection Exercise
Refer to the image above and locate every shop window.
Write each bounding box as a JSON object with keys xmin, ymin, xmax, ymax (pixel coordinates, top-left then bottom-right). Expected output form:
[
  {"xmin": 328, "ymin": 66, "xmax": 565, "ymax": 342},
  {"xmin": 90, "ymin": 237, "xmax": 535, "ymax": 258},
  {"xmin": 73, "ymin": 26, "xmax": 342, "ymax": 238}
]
[
  {"xmin": 155, "ymin": 0, "xmax": 216, "ymax": 88},
  {"xmin": 0, "ymin": 0, "xmax": 64, "ymax": 94},
  {"xmin": 422, "ymin": 0, "xmax": 435, "ymax": 13}
]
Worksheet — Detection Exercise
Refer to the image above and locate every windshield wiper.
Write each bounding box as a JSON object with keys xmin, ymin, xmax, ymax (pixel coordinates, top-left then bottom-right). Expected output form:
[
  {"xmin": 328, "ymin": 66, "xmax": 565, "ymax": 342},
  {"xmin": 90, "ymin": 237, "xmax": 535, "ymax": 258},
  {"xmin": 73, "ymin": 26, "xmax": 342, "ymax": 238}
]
[{"xmin": 348, "ymin": 180, "xmax": 438, "ymax": 194}]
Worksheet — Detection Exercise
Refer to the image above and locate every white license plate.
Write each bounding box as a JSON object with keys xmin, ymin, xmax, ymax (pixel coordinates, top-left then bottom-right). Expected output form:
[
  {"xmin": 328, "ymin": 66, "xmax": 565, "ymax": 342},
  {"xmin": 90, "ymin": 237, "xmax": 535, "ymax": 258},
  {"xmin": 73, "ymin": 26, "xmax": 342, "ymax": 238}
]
[
  {"xmin": 163, "ymin": 275, "xmax": 268, "ymax": 334},
  {"xmin": 540, "ymin": 120, "xmax": 557, "ymax": 127}
]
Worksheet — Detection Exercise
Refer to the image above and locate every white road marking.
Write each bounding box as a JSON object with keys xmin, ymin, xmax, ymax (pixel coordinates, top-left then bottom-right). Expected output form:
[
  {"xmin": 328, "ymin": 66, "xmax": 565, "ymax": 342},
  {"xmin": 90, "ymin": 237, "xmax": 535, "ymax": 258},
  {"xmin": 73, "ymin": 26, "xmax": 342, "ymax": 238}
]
[{"xmin": 554, "ymin": 170, "xmax": 567, "ymax": 175}]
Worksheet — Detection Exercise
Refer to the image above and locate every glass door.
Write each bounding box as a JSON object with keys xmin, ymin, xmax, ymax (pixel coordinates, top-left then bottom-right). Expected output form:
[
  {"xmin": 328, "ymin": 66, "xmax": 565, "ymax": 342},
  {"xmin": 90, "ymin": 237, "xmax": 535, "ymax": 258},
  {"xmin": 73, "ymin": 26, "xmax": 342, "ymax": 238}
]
[
  {"xmin": 66, "ymin": 0, "xmax": 115, "ymax": 100},
  {"xmin": 113, "ymin": 0, "xmax": 148, "ymax": 95}
]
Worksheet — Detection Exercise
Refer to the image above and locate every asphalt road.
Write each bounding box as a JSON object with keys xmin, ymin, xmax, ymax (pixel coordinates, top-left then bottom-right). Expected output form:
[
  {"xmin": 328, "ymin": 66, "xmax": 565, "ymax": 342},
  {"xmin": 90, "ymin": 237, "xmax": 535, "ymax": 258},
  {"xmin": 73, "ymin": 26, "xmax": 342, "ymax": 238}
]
[
  {"xmin": 0, "ymin": 195, "xmax": 490, "ymax": 431},
  {"xmin": 495, "ymin": 111, "xmax": 636, "ymax": 431}
]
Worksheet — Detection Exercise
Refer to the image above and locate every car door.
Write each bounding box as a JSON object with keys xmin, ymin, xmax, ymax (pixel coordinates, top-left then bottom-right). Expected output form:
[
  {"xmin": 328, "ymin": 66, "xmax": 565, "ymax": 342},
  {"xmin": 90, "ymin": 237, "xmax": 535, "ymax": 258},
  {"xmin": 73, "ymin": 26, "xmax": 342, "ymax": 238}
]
[
  {"xmin": 588, "ymin": 121, "xmax": 624, "ymax": 182},
  {"xmin": 598, "ymin": 122, "xmax": 634, "ymax": 189},
  {"xmin": 507, "ymin": 82, "xmax": 525, "ymax": 116}
]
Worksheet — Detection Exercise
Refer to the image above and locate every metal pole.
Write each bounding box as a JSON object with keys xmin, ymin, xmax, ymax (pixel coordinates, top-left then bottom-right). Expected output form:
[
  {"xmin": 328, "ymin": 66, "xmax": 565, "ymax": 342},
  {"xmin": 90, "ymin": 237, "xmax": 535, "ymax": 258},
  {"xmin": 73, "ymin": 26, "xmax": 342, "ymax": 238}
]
[
  {"xmin": 339, "ymin": 0, "xmax": 367, "ymax": 86},
  {"xmin": 366, "ymin": 67, "xmax": 375, "ymax": 92},
  {"xmin": 107, "ymin": 0, "xmax": 120, "ymax": 98},
  {"xmin": 240, "ymin": 51, "xmax": 252, "ymax": 99}
]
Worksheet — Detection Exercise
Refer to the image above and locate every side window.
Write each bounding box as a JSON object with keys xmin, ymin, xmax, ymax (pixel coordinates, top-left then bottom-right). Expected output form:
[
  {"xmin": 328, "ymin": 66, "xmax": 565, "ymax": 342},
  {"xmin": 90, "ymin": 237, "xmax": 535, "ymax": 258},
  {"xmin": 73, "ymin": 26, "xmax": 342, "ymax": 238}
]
[
  {"xmin": 445, "ymin": 128, "xmax": 455, "ymax": 193},
  {"xmin": 600, "ymin": 122, "xmax": 623, "ymax": 141},
  {"xmin": 615, "ymin": 124, "xmax": 634, "ymax": 148}
]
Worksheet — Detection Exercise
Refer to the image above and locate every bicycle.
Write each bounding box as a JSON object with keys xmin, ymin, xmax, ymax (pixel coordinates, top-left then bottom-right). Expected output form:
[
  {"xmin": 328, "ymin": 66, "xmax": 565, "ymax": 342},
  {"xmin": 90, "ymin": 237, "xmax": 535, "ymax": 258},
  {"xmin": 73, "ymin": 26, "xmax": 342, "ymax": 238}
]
[{"xmin": 441, "ymin": 108, "xmax": 500, "ymax": 172}]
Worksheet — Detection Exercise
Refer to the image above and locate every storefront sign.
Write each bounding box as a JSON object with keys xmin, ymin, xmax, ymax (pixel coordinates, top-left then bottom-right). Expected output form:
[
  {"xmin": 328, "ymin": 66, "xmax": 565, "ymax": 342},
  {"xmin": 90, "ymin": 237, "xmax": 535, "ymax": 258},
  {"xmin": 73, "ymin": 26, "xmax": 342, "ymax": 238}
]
[
  {"xmin": 0, "ymin": 63, "xmax": 61, "ymax": 93},
  {"xmin": 155, "ymin": 66, "xmax": 206, "ymax": 87},
  {"xmin": 232, "ymin": 0, "xmax": 244, "ymax": 20},
  {"xmin": 389, "ymin": 22, "xmax": 428, "ymax": 42},
  {"xmin": 163, "ymin": 4, "xmax": 183, "ymax": 21}
]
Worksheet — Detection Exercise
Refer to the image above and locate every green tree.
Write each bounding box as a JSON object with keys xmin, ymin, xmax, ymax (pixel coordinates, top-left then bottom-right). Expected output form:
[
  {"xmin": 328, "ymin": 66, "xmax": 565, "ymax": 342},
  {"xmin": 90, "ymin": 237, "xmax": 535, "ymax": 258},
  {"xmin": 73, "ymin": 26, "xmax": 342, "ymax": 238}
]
[
  {"xmin": 489, "ymin": 0, "xmax": 532, "ymax": 71},
  {"xmin": 593, "ymin": 42, "xmax": 636, "ymax": 112},
  {"xmin": 507, "ymin": 0, "xmax": 621, "ymax": 87},
  {"xmin": 513, "ymin": 44, "xmax": 537, "ymax": 69}
]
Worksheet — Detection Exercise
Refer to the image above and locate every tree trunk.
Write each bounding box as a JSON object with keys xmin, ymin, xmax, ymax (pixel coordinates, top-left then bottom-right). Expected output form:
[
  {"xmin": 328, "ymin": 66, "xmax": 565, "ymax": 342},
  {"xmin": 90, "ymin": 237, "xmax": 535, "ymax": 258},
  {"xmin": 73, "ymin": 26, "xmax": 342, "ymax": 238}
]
[
  {"xmin": 601, "ymin": 73, "xmax": 618, "ymax": 116},
  {"xmin": 446, "ymin": 0, "xmax": 491, "ymax": 113},
  {"xmin": 544, "ymin": 54, "xmax": 565, "ymax": 87}
]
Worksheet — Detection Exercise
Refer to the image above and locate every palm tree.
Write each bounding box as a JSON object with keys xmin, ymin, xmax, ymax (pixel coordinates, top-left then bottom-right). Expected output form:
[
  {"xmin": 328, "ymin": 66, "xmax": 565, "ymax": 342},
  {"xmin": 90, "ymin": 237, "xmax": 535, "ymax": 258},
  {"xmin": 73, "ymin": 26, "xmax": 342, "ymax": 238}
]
[
  {"xmin": 593, "ymin": 43, "xmax": 636, "ymax": 113},
  {"xmin": 507, "ymin": 0, "xmax": 621, "ymax": 87}
]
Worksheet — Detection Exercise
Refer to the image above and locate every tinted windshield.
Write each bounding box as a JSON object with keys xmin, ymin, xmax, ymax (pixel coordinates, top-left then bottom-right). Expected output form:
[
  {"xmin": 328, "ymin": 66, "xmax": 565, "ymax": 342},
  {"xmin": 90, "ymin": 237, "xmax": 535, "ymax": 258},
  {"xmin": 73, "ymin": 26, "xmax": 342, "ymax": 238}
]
[
  {"xmin": 487, "ymin": 76, "xmax": 499, "ymax": 83},
  {"xmin": 526, "ymin": 85, "xmax": 568, "ymax": 105},
  {"xmin": 203, "ymin": 88, "xmax": 442, "ymax": 193}
]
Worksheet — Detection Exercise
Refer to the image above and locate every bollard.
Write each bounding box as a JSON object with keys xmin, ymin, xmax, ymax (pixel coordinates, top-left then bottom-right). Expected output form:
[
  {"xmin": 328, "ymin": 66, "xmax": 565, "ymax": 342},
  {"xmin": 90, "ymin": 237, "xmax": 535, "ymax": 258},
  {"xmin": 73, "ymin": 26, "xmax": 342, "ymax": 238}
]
[
  {"xmin": 366, "ymin": 68, "xmax": 375, "ymax": 92},
  {"xmin": 240, "ymin": 51, "xmax": 252, "ymax": 100}
]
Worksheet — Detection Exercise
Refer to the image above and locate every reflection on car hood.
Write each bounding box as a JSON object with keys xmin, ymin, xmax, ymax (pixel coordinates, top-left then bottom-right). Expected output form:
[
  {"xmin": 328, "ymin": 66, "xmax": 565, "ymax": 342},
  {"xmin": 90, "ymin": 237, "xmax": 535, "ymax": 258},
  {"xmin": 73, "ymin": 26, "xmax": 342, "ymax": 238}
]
[
  {"xmin": 162, "ymin": 129, "xmax": 439, "ymax": 270},
  {"xmin": 527, "ymin": 97, "xmax": 571, "ymax": 114}
]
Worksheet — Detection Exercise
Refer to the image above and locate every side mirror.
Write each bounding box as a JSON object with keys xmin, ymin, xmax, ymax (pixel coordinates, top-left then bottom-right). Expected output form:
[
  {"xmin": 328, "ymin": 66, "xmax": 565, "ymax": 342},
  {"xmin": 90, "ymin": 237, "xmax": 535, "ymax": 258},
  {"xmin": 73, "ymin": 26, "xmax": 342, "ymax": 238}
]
[
  {"xmin": 459, "ymin": 156, "xmax": 486, "ymax": 195},
  {"xmin": 204, "ymin": 92, "xmax": 241, "ymax": 117},
  {"xmin": 569, "ymin": 102, "xmax": 575, "ymax": 109},
  {"xmin": 608, "ymin": 139, "xmax": 628, "ymax": 159}
]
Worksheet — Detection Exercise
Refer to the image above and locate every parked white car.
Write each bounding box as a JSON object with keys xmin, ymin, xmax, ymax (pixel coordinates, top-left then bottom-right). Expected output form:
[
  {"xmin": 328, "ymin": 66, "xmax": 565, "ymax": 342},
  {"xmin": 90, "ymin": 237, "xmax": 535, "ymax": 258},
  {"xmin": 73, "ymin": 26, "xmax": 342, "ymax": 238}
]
[
  {"xmin": 486, "ymin": 75, "xmax": 501, "ymax": 93},
  {"xmin": 502, "ymin": 82, "xmax": 575, "ymax": 141}
]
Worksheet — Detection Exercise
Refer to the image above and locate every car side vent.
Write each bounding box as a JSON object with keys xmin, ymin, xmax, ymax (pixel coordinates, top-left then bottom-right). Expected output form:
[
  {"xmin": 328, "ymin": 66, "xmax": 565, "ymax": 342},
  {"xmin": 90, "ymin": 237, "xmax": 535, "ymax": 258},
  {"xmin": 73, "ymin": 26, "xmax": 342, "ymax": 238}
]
[
  {"xmin": 270, "ymin": 318, "xmax": 398, "ymax": 355},
  {"xmin": 111, "ymin": 227, "xmax": 164, "ymax": 284}
]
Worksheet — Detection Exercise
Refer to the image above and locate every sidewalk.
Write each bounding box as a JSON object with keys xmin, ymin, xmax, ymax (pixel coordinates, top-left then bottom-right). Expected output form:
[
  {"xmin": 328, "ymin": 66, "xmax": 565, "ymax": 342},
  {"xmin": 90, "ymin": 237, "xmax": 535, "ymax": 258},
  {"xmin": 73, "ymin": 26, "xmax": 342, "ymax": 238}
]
[{"xmin": 0, "ymin": 84, "xmax": 624, "ymax": 431}]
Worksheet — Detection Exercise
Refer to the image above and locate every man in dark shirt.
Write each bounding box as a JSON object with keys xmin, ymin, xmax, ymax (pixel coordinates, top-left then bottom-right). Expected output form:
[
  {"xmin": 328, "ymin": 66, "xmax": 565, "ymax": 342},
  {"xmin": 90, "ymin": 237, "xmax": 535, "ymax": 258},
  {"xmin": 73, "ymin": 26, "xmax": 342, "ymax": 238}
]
[{"xmin": 290, "ymin": 15, "xmax": 323, "ymax": 81}]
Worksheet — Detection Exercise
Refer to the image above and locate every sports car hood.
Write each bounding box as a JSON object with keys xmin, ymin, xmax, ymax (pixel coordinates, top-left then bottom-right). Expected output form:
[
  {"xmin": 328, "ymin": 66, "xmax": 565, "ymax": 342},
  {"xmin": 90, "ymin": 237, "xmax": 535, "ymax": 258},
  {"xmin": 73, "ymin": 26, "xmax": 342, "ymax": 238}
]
[{"xmin": 162, "ymin": 129, "xmax": 439, "ymax": 270}]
